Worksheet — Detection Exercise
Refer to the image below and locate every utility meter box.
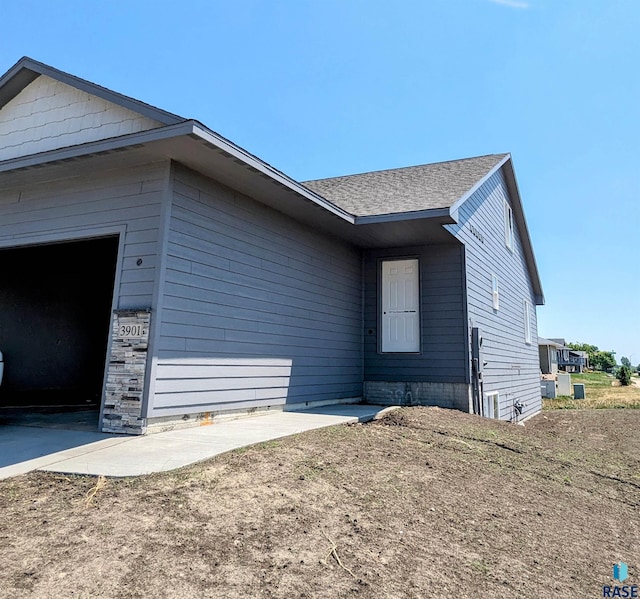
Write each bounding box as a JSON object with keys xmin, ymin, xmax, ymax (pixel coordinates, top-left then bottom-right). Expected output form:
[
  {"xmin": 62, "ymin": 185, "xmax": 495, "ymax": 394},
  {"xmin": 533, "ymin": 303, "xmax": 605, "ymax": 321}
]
[
  {"xmin": 573, "ymin": 383, "xmax": 586, "ymax": 400},
  {"xmin": 557, "ymin": 373, "xmax": 572, "ymax": 396},
  {"xmin": 541, "ymin": 380, "xmax": 556, "ymax": 398}
]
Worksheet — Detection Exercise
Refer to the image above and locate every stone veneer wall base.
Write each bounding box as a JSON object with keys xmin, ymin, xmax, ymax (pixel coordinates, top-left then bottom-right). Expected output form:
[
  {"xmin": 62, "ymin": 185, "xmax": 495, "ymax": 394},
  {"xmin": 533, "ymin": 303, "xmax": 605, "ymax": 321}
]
[{"xmin": 102, "ymin": 309, "xmax": 151, "ymax": 435}]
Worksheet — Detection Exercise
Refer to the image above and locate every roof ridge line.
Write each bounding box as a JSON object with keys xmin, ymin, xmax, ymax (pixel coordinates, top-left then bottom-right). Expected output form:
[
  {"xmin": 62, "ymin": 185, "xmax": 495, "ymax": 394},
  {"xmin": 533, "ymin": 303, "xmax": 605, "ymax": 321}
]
[{"xmin": 303, "ymin": 152, "xmax": 509, "ymax": 183}]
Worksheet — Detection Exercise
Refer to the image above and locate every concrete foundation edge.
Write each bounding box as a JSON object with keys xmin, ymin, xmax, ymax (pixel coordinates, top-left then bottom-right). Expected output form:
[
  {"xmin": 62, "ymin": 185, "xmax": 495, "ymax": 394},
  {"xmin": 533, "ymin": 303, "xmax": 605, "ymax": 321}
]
[
  {"xmin": 144, "ymin": 396, "xmax": 363, "ymax": 434},
  {"xmin": 364, "ymin": 381, "xmax": 473, "ymax": 413}
]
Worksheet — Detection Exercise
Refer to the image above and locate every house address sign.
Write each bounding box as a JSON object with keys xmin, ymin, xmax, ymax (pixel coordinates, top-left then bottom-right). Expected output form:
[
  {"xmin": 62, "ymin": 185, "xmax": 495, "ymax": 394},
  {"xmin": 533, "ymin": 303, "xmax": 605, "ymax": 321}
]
[{"xmin": 118, "ymin": 324, "xmax": 147, "ymax": 339}]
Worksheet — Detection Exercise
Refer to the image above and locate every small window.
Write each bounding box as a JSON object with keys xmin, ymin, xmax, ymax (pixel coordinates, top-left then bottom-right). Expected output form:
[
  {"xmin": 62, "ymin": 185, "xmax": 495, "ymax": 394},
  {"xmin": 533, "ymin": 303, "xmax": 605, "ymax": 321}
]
[
  {"xmin": 524, "ymin": 299, "xmax": 533, "ymax": 344},
  {"xmin": 491, "ymin": 274, "xmax": 499, "ymax": 310},
  {"xmin": 504, "ymin": 200, "xmax": 514, "ymax": 251},
  {"xmin": 485, "ymin": 391, "xmax": 500, "ymax": 419}
]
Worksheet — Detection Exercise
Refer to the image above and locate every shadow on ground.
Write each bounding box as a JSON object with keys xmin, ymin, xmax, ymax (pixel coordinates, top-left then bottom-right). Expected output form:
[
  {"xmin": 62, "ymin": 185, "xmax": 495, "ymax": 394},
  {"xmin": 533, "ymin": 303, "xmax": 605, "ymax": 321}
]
[{"xmin": 0, "ymin": 409, "xmax": 111, "ymax": 471}]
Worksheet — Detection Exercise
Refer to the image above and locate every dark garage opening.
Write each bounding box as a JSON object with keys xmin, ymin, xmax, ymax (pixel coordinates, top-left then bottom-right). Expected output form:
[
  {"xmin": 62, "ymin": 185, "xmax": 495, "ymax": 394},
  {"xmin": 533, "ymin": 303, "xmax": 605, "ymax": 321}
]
[{"xmin": 0, "ymin": 236, "xmax": 119, "ymax": 422}]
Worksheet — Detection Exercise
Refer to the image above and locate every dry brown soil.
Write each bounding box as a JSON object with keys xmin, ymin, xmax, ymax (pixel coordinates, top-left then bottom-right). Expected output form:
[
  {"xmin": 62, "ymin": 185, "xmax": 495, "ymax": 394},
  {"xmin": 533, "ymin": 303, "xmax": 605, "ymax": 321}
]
[{"xmin": 1, "ymin": 407, "xmax": 639, "ymax": 598}]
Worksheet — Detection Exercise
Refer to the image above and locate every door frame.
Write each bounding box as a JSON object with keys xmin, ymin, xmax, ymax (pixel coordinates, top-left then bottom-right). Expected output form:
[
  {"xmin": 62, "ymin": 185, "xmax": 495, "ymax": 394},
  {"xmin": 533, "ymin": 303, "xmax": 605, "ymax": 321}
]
[
  {"xmin": 377, "ymin": 256, "xmax": 421, "ymax": 354},
  {"xmin": 0, "ymin": 226, "xmax": 125, "ymax": 429}
]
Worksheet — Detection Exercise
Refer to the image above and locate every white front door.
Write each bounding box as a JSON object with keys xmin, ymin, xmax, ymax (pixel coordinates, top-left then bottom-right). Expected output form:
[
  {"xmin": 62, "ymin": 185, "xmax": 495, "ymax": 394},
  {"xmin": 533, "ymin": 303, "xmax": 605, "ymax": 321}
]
[{"xmin": 381, "ymin": 259, "xmax": 420, "ymax": 353}]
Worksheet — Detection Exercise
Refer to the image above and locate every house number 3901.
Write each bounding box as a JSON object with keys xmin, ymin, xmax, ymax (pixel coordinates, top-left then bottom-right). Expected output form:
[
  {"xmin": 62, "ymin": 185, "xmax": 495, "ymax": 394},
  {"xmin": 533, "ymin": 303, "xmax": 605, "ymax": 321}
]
[{"xmin": 118, "ymin": 324, "xmax": 145, "ymax": 339}]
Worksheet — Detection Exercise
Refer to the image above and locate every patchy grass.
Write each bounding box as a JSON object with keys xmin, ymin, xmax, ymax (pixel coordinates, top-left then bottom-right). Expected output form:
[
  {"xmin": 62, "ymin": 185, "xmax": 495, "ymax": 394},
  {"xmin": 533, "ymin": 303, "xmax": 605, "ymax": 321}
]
[
  {"xmin": 1, "ymin": 407, "xmax": 639, "ymax": 598},
  {"xmin": 544, "ymin": 371, "xmax": 640, "ymax": 410}
]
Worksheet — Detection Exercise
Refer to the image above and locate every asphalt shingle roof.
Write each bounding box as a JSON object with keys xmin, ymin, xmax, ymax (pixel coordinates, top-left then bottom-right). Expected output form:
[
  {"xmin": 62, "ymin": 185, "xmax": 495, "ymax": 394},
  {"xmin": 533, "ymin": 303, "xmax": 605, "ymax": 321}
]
[
  {"xmin": 538, "ymin": 337, "xmax": 564, "ymax": 347},
  {"xmin": 303, "ymin": 153, "xmax": 508, "ymax": 217}
]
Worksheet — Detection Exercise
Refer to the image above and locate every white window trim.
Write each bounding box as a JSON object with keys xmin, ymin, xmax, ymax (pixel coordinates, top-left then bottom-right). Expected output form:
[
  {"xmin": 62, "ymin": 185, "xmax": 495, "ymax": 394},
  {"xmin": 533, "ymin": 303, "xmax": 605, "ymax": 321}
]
[
  {"xmin": 524, "ymin": 299, "xmax": 532, "ymax": 344},
  {"xmin": 486, "ymin": 391, "xmax": 500, "ymax": 419},
  {"xmin": 491, "ymin": 273, "xmax": 499, "ymax": 311},
  {"xmin": 504, "ymin": 200, "xmax": 514, "ymax": 251}
]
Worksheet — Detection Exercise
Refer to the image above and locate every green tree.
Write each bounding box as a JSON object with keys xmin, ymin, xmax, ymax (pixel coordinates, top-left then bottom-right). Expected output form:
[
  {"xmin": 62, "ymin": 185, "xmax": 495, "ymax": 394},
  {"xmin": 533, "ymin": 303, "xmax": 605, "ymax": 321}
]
[
  {"xmin": 567, "ymin": 342, "xmax": 599, "ymax": 369},
  {"xmin": 591, "ymin": 350, "xmax": 616, "ymax": 371},
  {"xmin": 617, "ymin": 365, "xmax": 632, "ymax": 386},
  {"xmin": 566, "ymin": 342, "xmax": 617, "ymax": 371},
  {"xmin": 621, "ymin": 356, "xmax": 632, "ymax": 368}
]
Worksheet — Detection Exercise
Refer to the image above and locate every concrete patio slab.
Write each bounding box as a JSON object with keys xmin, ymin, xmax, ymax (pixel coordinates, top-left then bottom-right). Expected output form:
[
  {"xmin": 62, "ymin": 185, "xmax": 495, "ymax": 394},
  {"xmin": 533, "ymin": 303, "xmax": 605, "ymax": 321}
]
[
  {"xmin": 0, "ymin": 404, "xmax": 392, "ymax": 479},
  {"xmin": 0, "ymin": 426, "xmax": 129, "ymax": 480}
]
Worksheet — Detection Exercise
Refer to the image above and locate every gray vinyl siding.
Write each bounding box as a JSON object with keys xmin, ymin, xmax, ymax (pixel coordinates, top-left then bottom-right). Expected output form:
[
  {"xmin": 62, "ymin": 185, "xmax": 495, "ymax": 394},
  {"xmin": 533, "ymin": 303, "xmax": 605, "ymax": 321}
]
[
  {"xmin": 363, "ymin": 244, "xmax": 468, "ymax": 383},
  {"xmin": 153, "ymin": 165, "xmax": 362, "ymax": 417},
  {"xmin": 447, "ymin": 168, "xmax": 541, "ymax": 420},
  {"xmin": 0, "ymin": 162, "xmax": 167, "ymax": 309}
]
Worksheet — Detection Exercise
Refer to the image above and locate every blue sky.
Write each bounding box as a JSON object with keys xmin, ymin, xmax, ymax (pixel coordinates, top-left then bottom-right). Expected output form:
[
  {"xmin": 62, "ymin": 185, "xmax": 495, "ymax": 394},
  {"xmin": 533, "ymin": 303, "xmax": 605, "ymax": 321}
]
[{"xmin": 1, "ymin": 0, "xmax": 638, "ymax": 362}]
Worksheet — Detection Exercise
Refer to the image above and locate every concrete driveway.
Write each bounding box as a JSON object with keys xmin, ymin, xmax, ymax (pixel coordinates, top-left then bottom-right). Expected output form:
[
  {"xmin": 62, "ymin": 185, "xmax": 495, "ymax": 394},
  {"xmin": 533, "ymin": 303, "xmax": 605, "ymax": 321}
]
[{"xmin": 0, "ymin": 404, "xmax": 390, "ymax": 480}]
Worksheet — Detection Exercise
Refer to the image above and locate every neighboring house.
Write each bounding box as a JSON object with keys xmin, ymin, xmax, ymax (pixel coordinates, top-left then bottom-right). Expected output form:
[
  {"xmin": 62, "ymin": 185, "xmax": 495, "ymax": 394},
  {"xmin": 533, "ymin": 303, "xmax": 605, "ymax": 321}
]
[
  {"xmin": 568, "ymin": 351, "xmax": 588, "ymax": 373},
  {"xmin": 538, "ymin": 337, "xmax": 562, "ymax": 375},
  {"xmin": 557, "ymin": 349, "xmax": 588, "ymax": 373},
  {"xmin": 538, "ymin": 337, "xmax": 586, "ymax": 398},
  {"xmin": 548, "ymin": 338, "xmax": 588, "ymax": 373},
  {"xmin": 0, "ymin": 57, "xmax": 544, "ymax": 434}
]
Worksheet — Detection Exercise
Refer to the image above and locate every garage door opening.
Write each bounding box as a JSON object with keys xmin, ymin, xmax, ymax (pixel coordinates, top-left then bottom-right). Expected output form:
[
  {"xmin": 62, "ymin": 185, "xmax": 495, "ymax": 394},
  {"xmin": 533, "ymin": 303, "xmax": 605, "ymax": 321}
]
[{"xmin": 0, "ymin": 236, "xmax": 119, "ymax": 428}]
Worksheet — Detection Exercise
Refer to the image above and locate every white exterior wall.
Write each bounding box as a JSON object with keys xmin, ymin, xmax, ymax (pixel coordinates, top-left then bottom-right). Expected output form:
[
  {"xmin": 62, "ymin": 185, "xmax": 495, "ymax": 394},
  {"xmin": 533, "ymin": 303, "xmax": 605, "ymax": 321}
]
[{"xmin": 0, "ymin": 75, "xmax": 161, "ymax": 162}]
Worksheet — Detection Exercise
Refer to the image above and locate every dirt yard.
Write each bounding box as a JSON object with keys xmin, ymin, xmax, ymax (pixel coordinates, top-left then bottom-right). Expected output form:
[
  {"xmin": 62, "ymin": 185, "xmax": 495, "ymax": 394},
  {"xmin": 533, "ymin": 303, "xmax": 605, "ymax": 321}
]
[{"xmin": 1, "ymin": 407, "xmax": 638, "ymax": 598}]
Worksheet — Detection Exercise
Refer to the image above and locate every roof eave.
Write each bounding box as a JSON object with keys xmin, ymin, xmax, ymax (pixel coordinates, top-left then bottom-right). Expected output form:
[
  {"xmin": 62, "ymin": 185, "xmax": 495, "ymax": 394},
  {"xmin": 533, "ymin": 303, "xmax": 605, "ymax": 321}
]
[
  {"xmin": 448, "ymin": 154, "xmax": 511, "ymax": 216},
  {"xmin": 0, "ymin": 120, "xmax": 356, "ymax": 225},
  {"xmin": 0, "ymin": 56, "xmax": 184, "ymax": 125},
  {"xmin": 501, "ymin": 158, "xmax": 545, "ymax": 306},
  {"xmin": 0, "ymin": 59, "xmax": 40, "ymax": 110},
  {"xmin": 190, "ymin": 123, "xmax": 355, "ymax": 223},
  {"xmin": 445, "ymin": 154, "xmax": 544, "ymax": 305},
  {"xmin": 354, "ymin": 207, "xmax": 455, "ymax": 225},
  {"xmin": 538, "ymin": 338, "xmax": 563, "ymax": 348},
  {"xmin": 0, "ymin": 121, "xmax": 195, "ymax": 174}
]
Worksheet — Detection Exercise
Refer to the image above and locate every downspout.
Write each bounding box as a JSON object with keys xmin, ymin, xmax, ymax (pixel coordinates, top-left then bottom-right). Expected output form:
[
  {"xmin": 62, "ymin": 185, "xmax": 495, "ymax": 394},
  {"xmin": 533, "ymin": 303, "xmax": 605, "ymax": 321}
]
[
  {"xmin": 459, "ymin": 244, "xmax": 475, "ymax": 414},
  {"xmin": 360, "ymin": 248, "xmax": 366, "ymax": 401}
]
